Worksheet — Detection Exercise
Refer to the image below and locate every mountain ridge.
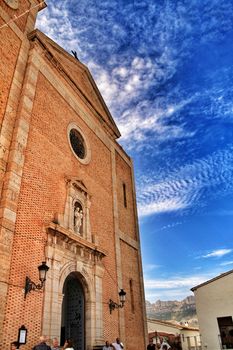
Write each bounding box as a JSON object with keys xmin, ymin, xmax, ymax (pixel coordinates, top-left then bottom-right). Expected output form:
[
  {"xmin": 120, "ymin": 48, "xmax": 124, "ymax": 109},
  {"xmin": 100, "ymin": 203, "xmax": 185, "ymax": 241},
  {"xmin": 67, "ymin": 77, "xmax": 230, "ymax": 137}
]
[{"xmin": 146, "ymin": 295, "xmax": 198, "ymax": 326}]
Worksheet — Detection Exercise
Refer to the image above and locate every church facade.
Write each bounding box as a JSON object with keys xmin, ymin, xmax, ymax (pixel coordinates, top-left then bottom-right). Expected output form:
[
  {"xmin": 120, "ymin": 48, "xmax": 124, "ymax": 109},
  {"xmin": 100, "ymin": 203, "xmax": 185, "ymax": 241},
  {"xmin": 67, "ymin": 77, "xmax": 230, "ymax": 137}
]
[{"xmin": 0, "ymin": 1, "xmax": 147, "ymax": 350}]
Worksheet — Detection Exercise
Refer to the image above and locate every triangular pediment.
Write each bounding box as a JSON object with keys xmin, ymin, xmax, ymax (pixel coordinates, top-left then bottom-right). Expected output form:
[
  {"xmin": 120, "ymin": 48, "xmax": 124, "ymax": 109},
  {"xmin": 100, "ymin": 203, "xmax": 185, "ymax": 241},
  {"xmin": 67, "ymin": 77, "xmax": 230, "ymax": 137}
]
[
  {"xmin": 28, "ymin": 30, "xmax": 121, "ymax": 139},
  {"xmin": 65, "ymin": 177, "xmax": 90, "ymax": 195}
]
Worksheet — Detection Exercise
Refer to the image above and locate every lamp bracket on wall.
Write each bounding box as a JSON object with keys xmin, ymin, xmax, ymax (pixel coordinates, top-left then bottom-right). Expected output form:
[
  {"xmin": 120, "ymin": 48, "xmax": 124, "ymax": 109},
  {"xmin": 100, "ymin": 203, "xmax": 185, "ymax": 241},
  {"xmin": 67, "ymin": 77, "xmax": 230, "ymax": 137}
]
[
  {"xmin": 109, "ymin": 289, "xmax": 126, "ymax": 314},
  {"xmin": 24, "ymin": 262, "xmax": 49, "ymax": 299}
]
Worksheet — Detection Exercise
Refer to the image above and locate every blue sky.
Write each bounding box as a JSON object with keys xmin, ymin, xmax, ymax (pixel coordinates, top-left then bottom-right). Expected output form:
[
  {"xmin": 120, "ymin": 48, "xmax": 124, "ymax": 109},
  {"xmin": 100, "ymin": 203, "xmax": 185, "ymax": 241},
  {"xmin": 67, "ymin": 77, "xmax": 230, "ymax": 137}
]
[{"xmin": 37, "ymin": 0, "xmax": 233, "ymax": 302}]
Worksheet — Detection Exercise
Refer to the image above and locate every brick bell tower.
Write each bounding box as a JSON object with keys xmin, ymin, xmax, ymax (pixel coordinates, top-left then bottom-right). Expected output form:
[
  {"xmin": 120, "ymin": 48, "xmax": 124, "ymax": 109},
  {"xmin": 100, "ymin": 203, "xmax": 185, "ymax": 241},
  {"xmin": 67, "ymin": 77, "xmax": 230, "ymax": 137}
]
[{"xmin": 0, "ymin": 1, "xmax": 46, "ymax": 348}]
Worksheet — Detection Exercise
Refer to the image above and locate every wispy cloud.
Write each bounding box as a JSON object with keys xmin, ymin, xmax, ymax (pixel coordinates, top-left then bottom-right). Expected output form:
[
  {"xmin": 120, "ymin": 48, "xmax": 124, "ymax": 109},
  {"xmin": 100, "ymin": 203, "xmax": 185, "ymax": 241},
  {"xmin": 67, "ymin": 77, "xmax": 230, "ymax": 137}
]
[
  {"xmin": 146, "ymin": 290, "xmax": 192, "ymax": 302},
  {"xmin": 220, "ymin": 261, "xmax": 233, "ymax": 266},
  {"xmin": 138, "ymin": 198, "xmax": 186, "ymax": 216},
  {"xmin": 202, "ymin": 249, "xmax": 232, "ymax": 258},
  {"xmin": 153, "ymin": 221, "xmax": 184, "ymax": 233},
  {"xmin": 144, "ymin": 267, "xmax": 233, "ymax": 302},
  {"xmin": 86, "ymin": 61, "xmax": 196, "ymax": 152},
  {"xmin": 144, "ymin": 273, "xmax": 214, "ymax": 302},
  {"xmin": 137, "ymin": 145, "xmax": 233, "ymax": 217},
  {"xmin": 207, "ymin": 209, "xmax": 233, "ymax": 217},
  {"xmin": 145, "ymin": 275, "xmax": 207, "ymax": 290},
  {"xmin": 36, "ymin": 0, "xmax": 196, "ymax": 150},
  {"xmin": 88, "ymin": 57, "xmax": 157, "ymax": 113},
  {"xmin": 143, "ymin": 264, "xmax": 161, "ymax": 272}
]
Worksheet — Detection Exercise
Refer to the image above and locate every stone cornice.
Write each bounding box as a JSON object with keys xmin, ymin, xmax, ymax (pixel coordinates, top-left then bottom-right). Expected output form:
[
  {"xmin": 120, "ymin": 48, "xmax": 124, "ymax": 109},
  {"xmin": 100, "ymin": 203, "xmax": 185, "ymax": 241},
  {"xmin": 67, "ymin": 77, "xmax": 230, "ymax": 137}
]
[{"xmin": 47, "ymin": 222, "xmax": 107, "ymax": 260}]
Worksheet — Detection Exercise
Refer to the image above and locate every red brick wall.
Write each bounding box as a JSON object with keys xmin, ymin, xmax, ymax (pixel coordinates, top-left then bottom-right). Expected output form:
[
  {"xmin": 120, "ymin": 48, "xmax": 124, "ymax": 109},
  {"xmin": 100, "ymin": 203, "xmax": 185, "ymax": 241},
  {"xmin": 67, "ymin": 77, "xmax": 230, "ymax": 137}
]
[
  {"xmin": 0, "ymin": 6, "xmax": 146, "ymax": 347},
  {"xmin": 2, "ymin": 72, "xmax": 121, "ymax": 348},
  {"xmin": 0, "ymin": 2, "xmax": 31, "ymax": 347},
  {"xmin": 0, "ymin": 25, "xmax": 20, "ymax": 126},
  {"xmin": 116, "ymin": 152, "xmax": 137, "ymax": 240},
  {"xmin": 120, "ymin": 240, "xmax": 145, "ymax": 350},
  {"xmin": 1, "ymin": 0, "xmax": 31, "ymax": 33}
]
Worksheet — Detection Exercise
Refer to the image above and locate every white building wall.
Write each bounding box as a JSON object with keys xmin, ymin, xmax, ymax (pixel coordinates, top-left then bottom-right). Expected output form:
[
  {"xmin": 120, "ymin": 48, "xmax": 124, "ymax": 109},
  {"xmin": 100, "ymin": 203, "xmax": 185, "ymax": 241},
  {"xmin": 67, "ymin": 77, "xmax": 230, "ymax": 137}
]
[
  {"xmin": 193, "ymin": 272, "xmax": 233, "ymax": 350},
  {"xmin": 181, "ymin": 329, "xmax": 202, "ymax": 350},
  {"xmin": 148, "ymin": 319, "xmax": 181, "ymax": 334},
  {"xmin": 147, "ymin": 319, "xmax": 200, "ymax": 350}
]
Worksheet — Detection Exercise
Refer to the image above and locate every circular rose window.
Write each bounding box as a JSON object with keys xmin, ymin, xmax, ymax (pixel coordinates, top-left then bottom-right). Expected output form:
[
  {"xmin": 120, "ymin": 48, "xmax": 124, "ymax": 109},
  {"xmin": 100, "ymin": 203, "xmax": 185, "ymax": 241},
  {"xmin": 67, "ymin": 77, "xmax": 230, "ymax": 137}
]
[
  {"xmin": 67, "ymin": 123, "xmax": 91, "ymax": 164},
  {"xmin": 70, "ymin": 128, "xmax": 86, "ymax": 159}
]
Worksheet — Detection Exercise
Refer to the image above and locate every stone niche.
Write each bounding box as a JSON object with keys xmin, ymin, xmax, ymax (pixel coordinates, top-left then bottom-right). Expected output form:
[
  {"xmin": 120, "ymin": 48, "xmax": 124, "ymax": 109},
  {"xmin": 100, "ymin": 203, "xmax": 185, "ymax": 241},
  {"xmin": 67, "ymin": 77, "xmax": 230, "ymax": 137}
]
[{"xmin": 54, "ymin": 178, "xmax": 92, "ymax": 242}]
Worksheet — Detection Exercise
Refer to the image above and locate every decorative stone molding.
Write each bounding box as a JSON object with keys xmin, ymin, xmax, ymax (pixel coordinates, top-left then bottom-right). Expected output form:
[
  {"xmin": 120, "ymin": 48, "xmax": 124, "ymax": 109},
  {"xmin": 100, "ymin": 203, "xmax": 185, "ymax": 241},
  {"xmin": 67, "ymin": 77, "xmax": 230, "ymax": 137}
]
[
  {"xmin": 54, "ymin": 178, "xmax": 93, "ymax": 242},
  {"xmin": 47, "ymin": 222, "xmax": 106, "ymax": 262},
  {"xmin": 44, "ymin": 220, "xmax": 106, "ymax": 348},
  {"xmin": 67, "ymin": 122, "xmax": 91, "ymax": 165},
  {"xmin": 42, "ymin": 177, "xmax": 107, "ymax": 348}
]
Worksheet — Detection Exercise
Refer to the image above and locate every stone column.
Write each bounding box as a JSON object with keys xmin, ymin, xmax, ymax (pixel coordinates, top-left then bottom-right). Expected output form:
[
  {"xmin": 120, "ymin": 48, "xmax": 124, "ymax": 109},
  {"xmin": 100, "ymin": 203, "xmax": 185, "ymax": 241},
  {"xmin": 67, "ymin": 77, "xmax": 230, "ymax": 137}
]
[
  {"xmin": 42, "ymin": 252, "xmax": 63, "ymax": 341},
  {"xmin": 94, "ymin": 263, "xmax": 105, "ymax": 345}
]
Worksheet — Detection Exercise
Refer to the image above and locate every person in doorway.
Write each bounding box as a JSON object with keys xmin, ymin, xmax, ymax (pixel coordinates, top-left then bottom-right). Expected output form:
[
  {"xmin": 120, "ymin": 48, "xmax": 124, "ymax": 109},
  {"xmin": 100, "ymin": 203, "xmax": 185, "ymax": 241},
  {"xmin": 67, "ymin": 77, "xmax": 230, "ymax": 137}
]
[
  {"xmin": 147, "ymin": 339, "xmax": 156, "ymax": 350},
  {"xmin": 63, "ymin": 339, "xmax": 74, "ymax": 350},
  {"xmin": 103, "ymin": 340, "xmax": 112, "ymax": 349},
  {"xmin": 11, "ymin": 342, "xmax": 19, "ymax": 350},
  {"xmin": 32, "ymin": 336, "xmax": 51, "ymax": 350},
  {"xmin": 112, "ymin": 337, "xmax": 124, "ymax": 350},
  {"xmin": 51, "ymin": 338, "xmax": 60, "ymax": 350}
]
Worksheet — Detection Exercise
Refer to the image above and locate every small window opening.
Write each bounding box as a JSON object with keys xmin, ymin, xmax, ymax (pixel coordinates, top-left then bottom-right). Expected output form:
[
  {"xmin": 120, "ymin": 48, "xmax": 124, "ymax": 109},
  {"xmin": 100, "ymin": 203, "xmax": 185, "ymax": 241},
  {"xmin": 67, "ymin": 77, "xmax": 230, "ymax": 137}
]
[
  {"xmin": 123, "ymin": 183, "xmax": 127, "ymax": 208},
  {"xmin": 129, "ymin": 279, "xmax": 135, "ymax": 313},
  {"xmin": 218, "ymin": 316, "xmax": 233, "ymax": 349}
]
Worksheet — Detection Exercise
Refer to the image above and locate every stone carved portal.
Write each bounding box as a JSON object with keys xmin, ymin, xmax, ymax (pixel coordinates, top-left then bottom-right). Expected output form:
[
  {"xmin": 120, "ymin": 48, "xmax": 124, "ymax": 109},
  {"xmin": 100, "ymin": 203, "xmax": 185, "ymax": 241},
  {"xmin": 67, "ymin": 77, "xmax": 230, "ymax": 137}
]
[
  {"xmin": 43, "ymin": 178, "xmax": 107, "ymax": 349},
  {"xmin": 61, "ymin": 273, "xmax": 84, "ymax": 350}
]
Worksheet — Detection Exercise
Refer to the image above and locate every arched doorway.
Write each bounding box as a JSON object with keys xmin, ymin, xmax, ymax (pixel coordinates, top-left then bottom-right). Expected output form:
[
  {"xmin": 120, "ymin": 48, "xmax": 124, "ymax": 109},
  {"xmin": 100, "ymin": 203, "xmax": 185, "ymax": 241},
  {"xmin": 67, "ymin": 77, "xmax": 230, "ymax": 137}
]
[{"xmin": 61, "ymin": 272, "xmax": 85, "ymax": 350}]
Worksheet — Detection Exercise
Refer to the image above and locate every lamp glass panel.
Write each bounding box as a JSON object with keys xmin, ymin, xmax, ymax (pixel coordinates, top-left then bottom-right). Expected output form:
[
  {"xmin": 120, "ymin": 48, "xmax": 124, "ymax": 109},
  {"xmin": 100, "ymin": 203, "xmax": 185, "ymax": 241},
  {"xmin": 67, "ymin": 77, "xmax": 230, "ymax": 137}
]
[
  {"xmin": 119, "ymin": 289, "xmax": 126, "ymax": 302},
  {"xmin": 39, "ymin": 268, "xmax": 46, "ymax": 282}
]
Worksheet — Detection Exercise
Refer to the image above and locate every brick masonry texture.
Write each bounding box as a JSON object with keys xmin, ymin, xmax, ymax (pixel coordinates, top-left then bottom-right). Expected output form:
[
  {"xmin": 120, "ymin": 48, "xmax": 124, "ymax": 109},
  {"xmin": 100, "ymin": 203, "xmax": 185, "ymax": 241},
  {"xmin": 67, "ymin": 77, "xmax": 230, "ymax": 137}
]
[{"xmin": 0, "ymin": 1, "xmax": 147, "ymax": 349}]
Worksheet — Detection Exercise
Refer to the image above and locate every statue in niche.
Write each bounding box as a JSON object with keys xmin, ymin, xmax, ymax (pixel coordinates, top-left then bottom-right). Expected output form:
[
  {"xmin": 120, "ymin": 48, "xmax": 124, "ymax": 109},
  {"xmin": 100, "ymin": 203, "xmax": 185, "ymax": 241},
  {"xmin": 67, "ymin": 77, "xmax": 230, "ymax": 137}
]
[{"xmin": 74, "ymin": 206, "xmax": 83, "ymax": 234}]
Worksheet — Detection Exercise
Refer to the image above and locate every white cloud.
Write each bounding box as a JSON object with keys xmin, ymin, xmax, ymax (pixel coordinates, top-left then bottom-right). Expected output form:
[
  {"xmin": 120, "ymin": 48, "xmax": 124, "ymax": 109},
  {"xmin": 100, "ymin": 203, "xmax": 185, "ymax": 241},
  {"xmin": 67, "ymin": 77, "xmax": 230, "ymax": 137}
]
[
  {"xmin": 144, "ymin": 271, "xmax": 225, "ymax": 302},
  {"xmin": 220, "ymin": 261, "xmax": 233, "ymax": 266},
  {"xmin": 144, "ymin": 264, "xmax": 233, "ymax": 302},
  {"xmin": 88, "ymin": 56, "xmax": 157, "ymax": 109},
  {"xmin": 143, "ymin": 264, "xmax": 161, "ymax": 272},
  {"xmin": 145, "ymin": 275, "xmax": 207, "ymax": 290},
  {"xmin": 152, "ymin": 221, "xmax": 184, "ymax": 233},
  {"xmin": 146, "ymin": 290, "xmax": 190, "ymax": 302},
  {"xmin": 144, "ymin": 274, "xmax": 214, "ymax": 302},
  {"xmin": 138, "ymin": 198, "xmax": 186, "ymax": 216},
  {"xmin": 137, "ymin": 145, "xmax": 233, "ymax": 217},
  {"xmin": 36, "ymin": 1, "xmax": 197, "ymax": 152},
  {"xmin": 202, "ymin": 249, "xmax": 232, "ymax": 258},
  {"xmin": 85, "ymin": 61, "xmax": 197, "ymax": 152}
]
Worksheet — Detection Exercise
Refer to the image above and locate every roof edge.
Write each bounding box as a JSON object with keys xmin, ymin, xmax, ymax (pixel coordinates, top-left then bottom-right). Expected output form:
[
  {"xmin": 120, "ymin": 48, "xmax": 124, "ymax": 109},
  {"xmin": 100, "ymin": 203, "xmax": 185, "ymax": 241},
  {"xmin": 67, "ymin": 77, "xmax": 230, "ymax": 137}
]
[
  {"xmin": 147, "ymin": 318, "xmax": 199, "ymax": 331},
  {"xmin": 37, "ymin": 0, "xmax": 47, "ymax": 11},
  {"xmin": 28, "ymin": 29, "xmax": 121, "ymax": 140},
  {"xmin": 191, "ymin": 269, "xmax": 233, "ymax": 291}
]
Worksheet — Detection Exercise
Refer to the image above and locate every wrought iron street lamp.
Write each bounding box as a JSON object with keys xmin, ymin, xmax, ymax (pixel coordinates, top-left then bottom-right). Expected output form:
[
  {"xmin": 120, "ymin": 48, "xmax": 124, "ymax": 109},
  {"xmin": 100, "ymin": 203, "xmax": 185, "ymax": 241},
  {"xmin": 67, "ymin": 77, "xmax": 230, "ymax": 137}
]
[
  {"xmin": 24, "ymin": 261, "xmax": 49, "ymax": 299},
  {"xmin": 109, "ymin": 289, "xmax": 126, "ymax": 314}
]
